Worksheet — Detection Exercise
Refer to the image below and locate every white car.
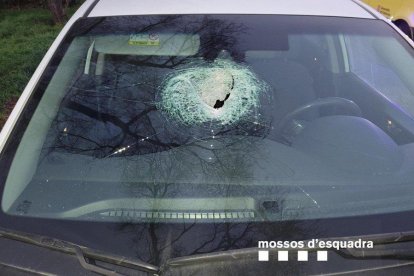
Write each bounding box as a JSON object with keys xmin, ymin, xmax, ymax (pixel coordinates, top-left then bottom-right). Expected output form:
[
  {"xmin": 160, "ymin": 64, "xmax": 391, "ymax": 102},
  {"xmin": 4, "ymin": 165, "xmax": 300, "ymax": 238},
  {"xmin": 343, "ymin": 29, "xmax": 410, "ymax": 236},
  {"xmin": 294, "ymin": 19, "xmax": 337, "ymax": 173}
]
[{"xmin": 1, "ymin": 0, "xmax": 414, "ymax": 275}]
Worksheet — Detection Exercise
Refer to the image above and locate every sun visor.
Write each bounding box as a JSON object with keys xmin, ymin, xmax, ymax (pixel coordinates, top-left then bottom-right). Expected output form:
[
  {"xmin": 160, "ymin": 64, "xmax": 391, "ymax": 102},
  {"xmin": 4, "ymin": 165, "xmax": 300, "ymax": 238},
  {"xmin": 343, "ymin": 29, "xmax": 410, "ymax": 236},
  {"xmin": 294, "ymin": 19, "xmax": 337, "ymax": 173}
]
[{"xmin": 93, "ymin": 33, "xmax": 200, "ymax": 56}]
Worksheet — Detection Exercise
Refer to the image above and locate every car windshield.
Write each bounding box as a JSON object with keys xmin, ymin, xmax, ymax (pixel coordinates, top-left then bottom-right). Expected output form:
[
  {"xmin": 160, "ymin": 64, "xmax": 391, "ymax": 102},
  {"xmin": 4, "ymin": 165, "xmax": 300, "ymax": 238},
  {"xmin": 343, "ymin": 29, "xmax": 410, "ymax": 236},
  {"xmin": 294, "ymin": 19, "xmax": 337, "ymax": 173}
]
[{"xmin": 1, "ymin": 15, "xmax": 414, "ymax": 225}]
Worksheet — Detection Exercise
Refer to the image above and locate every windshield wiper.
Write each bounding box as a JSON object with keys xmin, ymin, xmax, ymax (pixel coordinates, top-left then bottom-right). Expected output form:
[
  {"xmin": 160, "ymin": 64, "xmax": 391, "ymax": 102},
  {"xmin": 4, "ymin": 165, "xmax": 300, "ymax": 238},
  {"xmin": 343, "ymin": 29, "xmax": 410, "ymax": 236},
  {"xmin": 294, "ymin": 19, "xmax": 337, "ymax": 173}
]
[
  {"xmin": 163, "ymin": 230, "xmax": 414, "ymax": 269},
  {"xmin": 3, "ymin": 228, "xmax": 414, "ymax": 275},
  {"xmin": 334, "ymin": 231, "xmax": 414, "ymax": 260},
  {"xmin": 0, "ymin": 227, "xmax": 159, "ymax": 276}
]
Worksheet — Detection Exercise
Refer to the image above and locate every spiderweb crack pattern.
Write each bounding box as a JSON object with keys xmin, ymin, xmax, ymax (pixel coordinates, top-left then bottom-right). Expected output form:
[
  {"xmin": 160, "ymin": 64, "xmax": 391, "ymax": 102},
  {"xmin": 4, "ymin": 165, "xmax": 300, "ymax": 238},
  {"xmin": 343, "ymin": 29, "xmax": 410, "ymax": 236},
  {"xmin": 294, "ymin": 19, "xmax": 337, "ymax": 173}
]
[{"xmin": 158, "ymin": 59, "xmax": 269, "ymax": 126}]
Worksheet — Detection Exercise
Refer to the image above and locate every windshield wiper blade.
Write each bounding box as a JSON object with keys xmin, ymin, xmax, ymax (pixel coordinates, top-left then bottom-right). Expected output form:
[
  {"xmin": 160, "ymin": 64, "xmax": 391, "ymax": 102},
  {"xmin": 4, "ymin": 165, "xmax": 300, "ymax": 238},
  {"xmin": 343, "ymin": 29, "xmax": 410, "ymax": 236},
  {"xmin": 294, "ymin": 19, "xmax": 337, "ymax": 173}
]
[
  {"xmin": 333, "ymin": 231, "xmax": 414, "ymax": 260},
  {"xmin": 4, "ymin": 228, "xmax": 414, "ymax": 275},
  {"xmin": 164, "ymin": 230, "xmax": 414, "ymax": 268},
  {"xmin": 0, "ymin": 227, "xmax": 159, "ymax": 275}
]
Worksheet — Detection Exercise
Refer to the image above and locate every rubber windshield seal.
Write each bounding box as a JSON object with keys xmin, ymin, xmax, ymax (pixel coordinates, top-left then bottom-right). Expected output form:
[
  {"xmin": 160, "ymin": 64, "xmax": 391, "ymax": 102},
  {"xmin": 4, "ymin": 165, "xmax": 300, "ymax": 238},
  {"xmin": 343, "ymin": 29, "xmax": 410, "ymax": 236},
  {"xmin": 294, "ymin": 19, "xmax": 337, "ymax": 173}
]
[{"xmin": 82, "ymin": 0, "xmax": 100, "ymax": 18}]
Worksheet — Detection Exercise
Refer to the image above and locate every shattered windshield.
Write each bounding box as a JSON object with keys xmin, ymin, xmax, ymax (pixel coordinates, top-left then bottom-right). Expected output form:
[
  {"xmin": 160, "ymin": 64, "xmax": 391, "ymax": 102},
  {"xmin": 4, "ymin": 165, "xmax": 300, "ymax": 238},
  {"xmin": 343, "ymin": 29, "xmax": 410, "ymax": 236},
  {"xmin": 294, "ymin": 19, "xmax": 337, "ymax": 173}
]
[{"xmin": 2, "ymin": 15, "xmax": 414, "ymax": 223}]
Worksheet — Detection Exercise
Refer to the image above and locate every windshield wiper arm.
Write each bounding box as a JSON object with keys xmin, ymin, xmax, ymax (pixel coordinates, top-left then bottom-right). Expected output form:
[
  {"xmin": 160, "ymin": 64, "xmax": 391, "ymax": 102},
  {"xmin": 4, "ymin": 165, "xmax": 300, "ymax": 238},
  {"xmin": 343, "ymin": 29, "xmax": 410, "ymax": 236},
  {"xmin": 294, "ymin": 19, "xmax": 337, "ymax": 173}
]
[{"xmin": 0, "ymin": 227, "xmax": 159, "ymax": 275}]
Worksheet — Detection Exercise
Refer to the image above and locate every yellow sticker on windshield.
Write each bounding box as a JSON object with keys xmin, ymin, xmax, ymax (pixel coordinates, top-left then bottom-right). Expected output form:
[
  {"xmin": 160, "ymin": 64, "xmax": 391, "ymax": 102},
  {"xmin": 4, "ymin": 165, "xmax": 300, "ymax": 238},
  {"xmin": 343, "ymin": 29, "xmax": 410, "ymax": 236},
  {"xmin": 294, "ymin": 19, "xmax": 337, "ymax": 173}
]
[{"xmin": 128, "ymin": 33, "xmax": 160, "ymax": 46}]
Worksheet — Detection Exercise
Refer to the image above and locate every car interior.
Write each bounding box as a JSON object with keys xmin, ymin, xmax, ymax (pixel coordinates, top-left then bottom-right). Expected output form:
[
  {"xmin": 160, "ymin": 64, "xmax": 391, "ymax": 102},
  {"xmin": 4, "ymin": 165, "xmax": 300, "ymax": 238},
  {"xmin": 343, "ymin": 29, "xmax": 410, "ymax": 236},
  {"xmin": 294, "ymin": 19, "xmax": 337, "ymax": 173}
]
[{"xmin": 3, "ymin": 21, "xmax": 414, "ymax": 221}]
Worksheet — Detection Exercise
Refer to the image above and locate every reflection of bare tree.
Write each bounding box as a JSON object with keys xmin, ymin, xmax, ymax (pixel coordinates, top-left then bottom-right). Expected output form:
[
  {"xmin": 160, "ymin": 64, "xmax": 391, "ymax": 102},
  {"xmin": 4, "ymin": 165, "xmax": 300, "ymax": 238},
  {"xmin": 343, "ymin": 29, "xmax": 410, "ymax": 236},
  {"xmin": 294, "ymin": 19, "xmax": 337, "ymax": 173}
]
[
  {"xmin": 102, "ymin": 133, "xmax": 317, "ymax": 267},
  {"xmin": 116, "ymin": 218, "xmax": 318, "ymax": 267},
  {"xmin": 40, "ymin": 15, "xmax": 250, "ymax": 160},
  {"xmin": 35, "ymin": 15, "xmax": 321, "ymax": 268}
]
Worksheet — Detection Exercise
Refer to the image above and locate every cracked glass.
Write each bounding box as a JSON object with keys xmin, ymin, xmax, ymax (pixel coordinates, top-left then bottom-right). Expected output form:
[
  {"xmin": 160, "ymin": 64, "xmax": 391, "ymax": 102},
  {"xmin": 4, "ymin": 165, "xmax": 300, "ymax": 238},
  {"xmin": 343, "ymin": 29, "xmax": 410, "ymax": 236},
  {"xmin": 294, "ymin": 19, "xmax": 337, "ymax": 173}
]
[{"xmin": 1, "ymin": 15, "xmax": 414, "ymax": 223}]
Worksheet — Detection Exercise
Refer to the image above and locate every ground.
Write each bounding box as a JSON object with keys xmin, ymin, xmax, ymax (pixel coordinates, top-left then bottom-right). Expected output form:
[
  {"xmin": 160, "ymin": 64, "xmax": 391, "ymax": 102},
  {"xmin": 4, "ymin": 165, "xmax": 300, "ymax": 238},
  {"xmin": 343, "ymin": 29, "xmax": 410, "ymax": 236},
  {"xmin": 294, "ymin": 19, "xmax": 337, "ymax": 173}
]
[{"xmin": 0, "ymin": 7, "xmax": 71, "ymax": 130}]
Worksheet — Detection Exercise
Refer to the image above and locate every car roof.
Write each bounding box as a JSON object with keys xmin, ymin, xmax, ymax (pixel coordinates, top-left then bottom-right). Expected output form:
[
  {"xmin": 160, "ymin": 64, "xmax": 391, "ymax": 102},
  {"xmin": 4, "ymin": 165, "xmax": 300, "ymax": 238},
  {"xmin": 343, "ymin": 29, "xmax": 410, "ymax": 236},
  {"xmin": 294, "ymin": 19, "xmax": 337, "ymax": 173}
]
[{"xmin": 87, "ymin": 0, "xmax": 375, "ymax": 19}]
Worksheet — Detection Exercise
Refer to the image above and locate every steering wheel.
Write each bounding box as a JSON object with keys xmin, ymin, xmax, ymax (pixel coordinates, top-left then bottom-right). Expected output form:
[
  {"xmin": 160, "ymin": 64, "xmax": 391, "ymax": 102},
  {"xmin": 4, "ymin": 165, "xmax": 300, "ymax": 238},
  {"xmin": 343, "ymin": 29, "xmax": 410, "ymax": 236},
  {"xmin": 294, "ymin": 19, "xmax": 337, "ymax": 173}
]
[{"xmin": 276, "ymin": 97, "xmax": 362, "ymax": 136}]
